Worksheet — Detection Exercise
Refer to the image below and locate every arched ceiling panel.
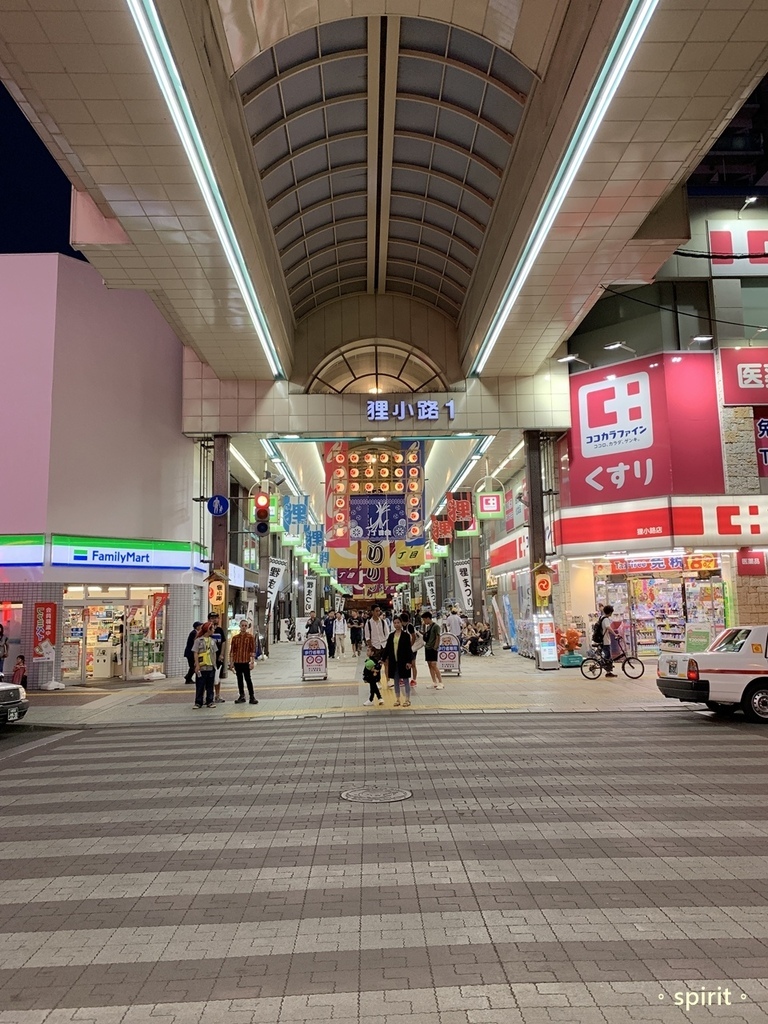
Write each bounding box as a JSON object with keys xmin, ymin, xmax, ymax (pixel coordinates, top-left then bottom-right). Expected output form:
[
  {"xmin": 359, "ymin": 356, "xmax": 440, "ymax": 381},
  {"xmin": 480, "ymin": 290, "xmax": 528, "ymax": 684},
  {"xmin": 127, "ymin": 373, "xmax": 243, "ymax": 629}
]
[{"xmin": 235, "ymin": 16, "xmax": 533, "ymax": 323}]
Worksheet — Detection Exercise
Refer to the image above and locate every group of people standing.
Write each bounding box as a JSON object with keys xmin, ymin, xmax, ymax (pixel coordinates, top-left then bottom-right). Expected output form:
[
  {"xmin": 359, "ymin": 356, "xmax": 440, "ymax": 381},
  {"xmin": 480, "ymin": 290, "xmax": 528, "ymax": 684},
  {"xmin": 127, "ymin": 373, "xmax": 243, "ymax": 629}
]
[
  {"xmin": 362, "ymin": 608, "xmax": 444, "ymax": 708},
  {"xmin": 183, "ymin": 613, "xmax": 260, "ymax": 709}
]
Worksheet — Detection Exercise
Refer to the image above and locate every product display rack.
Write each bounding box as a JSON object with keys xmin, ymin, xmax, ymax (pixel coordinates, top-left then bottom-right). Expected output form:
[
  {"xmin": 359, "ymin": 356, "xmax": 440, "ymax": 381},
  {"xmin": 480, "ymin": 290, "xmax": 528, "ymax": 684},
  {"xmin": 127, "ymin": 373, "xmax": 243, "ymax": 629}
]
[
  {"xmin": 634, "ymin": 616, "xmax": 660, "ymax": 657},
  {"xmin": 657, "ymin": 614, "xmax": 685, "ymax": 652}
]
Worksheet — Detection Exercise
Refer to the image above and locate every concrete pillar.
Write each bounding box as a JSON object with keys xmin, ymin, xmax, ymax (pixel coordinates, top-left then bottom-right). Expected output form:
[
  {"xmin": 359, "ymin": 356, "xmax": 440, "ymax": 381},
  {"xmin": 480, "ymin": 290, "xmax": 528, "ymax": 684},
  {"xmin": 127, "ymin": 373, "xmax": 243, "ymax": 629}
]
[{"xmin": 524, "ymin": 430, "xmax": 551, "ymax": 613}]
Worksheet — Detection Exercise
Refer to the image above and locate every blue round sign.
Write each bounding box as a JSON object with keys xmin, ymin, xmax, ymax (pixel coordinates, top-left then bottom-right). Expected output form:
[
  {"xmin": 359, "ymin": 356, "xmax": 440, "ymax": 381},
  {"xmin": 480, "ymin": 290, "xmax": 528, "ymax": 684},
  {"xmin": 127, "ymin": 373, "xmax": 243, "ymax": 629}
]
[{"xmin": 207, "ymin": 494, "xmax": 229, "ymax": 516}]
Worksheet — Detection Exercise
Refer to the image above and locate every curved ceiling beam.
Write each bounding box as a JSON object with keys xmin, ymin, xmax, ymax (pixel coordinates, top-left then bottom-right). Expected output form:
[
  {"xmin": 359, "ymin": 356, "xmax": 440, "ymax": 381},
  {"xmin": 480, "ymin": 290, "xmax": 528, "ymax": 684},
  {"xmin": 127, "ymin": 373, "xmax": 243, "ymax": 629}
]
[
  {"xmin": 399, "ymin": 50, "xmax": 527, "ymax": 107},
  {"xmin": 384, "ymin": 268, "xmax": 462, "ymax": 313},
  {"xmin": 280, "ymin": 216, "xmax": 368, "ymax": 265},
  {"xmin": 287, "ymin": 254, "xmax": 369, "ymax": 295},
  {"xmin": 241, "ymin": 49, "xmax": 367, "ymax": 107},
  {"xmin": 390, "ymin": 190, "xmax": 486, "ymax": 234},
  {"xmin": 383, "ymin": 237, "xmax": 473, "ymax": 277},
  {"xmin": 295, "ymin": 274, "xmax": 369, "ymax": 308},
  {"xmin": 260, "ymin": 130, "xmax": 367, "ymax": 181},
  {"xmin": 389, "ymin": 215, "xmax": 478, "ymax": 259},
  {"xmin": 392, "ymin": 161, "xmax": 494, "ymax": 207},
  {"xmin": 398, "ymin": 93, "xmax": 513, "ymax": 144},
  {"xmin": 274, "ymin": 189, "xmax": 368, "ymax": 238},
  {"xmin": 267, "ymin": 162, "xmax": 368, "ymax": 211},
  {"xmin": 285, "ymin": 237, "xmax": 371, "ymax": 285},
  {"xmin": 394, "ymin": 130, "xmax": 503, "ymax": 177},
  {"xmin": 251, "ymin": 93, "xmax": 366, "ymax": 147}
]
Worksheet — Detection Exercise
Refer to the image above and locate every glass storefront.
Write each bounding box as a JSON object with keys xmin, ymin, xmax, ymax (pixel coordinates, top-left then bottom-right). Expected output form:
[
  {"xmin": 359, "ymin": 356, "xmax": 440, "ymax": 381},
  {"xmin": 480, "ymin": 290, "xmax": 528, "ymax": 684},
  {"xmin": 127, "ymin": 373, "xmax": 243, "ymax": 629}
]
[{"xmin": 62, "ymin": 585, "xmax": 167, "ymax": 681}]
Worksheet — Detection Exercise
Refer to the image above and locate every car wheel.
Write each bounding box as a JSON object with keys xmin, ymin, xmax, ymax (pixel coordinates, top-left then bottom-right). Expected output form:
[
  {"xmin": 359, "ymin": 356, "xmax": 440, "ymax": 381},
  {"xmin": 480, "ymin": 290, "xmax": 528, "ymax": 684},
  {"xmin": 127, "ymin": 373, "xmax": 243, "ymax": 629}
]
[
  {"xmin": 580, "ymin": 657, "xmax": 602, "ymax": 680},
  {"xmin": 705, "ymin": 701, "xmax": 738, "ymax": 717},
  {"xmin": 741, "ymin": 683, "xmax": 768, "ymax": 723}
]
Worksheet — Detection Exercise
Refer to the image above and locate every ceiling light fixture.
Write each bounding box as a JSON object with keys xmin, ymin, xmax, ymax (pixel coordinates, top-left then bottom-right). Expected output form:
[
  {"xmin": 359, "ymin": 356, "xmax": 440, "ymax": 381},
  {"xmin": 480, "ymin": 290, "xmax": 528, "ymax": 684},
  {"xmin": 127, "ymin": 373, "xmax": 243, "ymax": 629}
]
[
  {"xmin": 469, "ymin": 0, "xmax": 660, "ymax": 377},
  {"xmin": 230, "ymin": 444, "xmax": 260, "ymax": 484},
  {"xmin": 370, "ymin": 436, "xmax": 387, "ymax": 442},
  {"xmin": 604, "ymin": 342, "xmax": 636, "ymax": 354},
  {"xmin": 687, "ymin": 335, "xmax": 713, "ymax": 348},
  {"xmin": 557, "ymin": 354, "xmax": 592, "ymax": 368},
  {"xmin": 124, "ymin": 0, "xmax": 285, "ymax": 378},
  {"xmin": 738, "ymin": 195, "xmax": 758, "ymax": 219}
]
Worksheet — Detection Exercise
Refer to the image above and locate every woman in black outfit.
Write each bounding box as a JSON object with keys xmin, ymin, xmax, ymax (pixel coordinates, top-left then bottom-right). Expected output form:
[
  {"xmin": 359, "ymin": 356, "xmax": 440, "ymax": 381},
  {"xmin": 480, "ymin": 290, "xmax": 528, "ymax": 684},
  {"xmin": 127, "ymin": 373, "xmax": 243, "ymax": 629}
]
[{"xmin": 382, "ymin": 616, "xmax": 414, "ymax": 707}]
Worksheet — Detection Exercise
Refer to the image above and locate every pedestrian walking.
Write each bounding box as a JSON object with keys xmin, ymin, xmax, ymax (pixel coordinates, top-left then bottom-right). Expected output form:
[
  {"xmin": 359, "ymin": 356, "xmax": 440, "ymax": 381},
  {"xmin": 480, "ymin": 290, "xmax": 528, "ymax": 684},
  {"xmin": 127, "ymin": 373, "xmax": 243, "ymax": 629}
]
[
  {"xmin": 349, "ymin": 613, "xmax": 363, "ymax": 656},
  {"xmin": 382, "ymin": 615, "xmax": 414, "ymax": 707},
  {"xmin": 400, "ymin": 610, "xmax": 418, "ymax": 687},
  {"xmin": 362, "ymin": 644, "xmax": 384, "ymax": 706},
  {"xmin": 306, "ymin": 611, "xmax": 322, "ymax": 634},
  {"xmin": 324, "ymin": 612, "xmax": 336, "ymax": 659},
  {"xmin": 229, "ymin": 619, "xmax": 259, "ymax": 704},
  {"xmin": 333, "ymin": 611, "xmax": 347, "ymax": 657},
  {"xmin": 208, "ymin": 612, "xmax": 228, "ymax": 702},
  {"xmin": 192, "ymin": 622, "xmax": 218, "ymax": 709},
  {"xmin": 364, "ymin": 605, "xmax": 392, "ymax": 685},
  {"xmin": 420, "ymin": 611, "xmax": 443, "ymax": 689},
  {"xmin": 183, "ymin": 621, "xmax": 202, "ymax": 684}
]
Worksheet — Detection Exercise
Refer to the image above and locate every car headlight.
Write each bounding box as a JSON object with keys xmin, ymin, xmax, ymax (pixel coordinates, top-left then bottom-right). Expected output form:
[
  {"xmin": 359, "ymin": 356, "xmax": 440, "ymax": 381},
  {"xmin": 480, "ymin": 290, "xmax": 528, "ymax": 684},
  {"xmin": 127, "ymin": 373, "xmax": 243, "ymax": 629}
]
[{"xmin": 17, "ymin": 686, "xmax": 26, "ymax": 699}]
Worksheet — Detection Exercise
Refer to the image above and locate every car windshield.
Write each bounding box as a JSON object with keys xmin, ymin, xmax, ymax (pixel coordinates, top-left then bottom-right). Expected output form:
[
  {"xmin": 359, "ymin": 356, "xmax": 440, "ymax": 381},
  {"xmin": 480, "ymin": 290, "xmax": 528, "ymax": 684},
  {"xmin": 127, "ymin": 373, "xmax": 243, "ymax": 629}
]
[{"xmin": 709, "ymin": 628, "xmax": 751, "ymax": 653}]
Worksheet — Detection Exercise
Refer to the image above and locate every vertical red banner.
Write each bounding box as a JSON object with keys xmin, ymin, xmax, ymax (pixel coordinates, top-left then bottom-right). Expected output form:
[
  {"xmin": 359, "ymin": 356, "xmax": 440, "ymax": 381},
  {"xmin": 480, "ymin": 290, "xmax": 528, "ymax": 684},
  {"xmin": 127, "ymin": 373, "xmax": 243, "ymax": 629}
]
[
  {"xmin": 33, "ymin": 601, "xmax": 57, "ymax": 662},
  {"xmin": 324, "ymin": 441, "xmax": 349, "ymax": 547}
]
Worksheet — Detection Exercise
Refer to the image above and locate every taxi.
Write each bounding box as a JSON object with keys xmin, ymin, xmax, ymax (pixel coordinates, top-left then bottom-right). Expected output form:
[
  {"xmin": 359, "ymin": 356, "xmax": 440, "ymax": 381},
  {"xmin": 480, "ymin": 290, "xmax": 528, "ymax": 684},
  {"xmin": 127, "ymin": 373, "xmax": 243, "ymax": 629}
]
[
  {"xmin": 0, "ymin": 679, "xmax": 29, "ymax": 726},
  {"xmin": 657, "ymin": 626, "xmax": 768, "ymax": 723}
]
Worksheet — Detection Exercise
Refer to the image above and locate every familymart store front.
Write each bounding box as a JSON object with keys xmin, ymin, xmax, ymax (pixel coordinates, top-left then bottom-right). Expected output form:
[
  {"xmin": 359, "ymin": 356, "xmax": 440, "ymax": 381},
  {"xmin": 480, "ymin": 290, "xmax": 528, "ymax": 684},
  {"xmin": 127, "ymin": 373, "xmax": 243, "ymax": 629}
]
[{"xmin": 0, "ymin": 534, "xmax": 206, "ymax": 686}]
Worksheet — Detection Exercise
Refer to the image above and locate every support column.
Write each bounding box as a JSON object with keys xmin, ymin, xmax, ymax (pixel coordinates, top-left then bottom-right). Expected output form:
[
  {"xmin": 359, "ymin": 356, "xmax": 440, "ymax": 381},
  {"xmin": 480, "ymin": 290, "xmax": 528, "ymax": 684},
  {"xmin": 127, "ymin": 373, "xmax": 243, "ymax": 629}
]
[
  {"xmin": 524, "ymin": 430, "xmax": 551, "ymax": 613},
  {"xmin": 212, "ymin": 434, "xmax": 230, "ymax": 672}
]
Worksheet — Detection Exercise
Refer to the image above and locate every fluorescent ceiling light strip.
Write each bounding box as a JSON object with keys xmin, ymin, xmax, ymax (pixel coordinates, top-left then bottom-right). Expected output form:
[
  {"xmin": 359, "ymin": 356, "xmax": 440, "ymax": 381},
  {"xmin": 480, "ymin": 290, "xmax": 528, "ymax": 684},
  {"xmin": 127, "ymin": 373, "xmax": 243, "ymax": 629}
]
[
  {"xmin": 479, "ymin": 434, "xmax": 495, "ymax": 454},
  {"xmin": 230, "ymin": 444, "xmax": 260, "ymax": 484},
  {"xmin": 470, "ymin": 0, "xmax": 660, "ymax": 376},
  {"xmin": 125, "ymin": 0, "xmax": 285, "ymax": 379}
]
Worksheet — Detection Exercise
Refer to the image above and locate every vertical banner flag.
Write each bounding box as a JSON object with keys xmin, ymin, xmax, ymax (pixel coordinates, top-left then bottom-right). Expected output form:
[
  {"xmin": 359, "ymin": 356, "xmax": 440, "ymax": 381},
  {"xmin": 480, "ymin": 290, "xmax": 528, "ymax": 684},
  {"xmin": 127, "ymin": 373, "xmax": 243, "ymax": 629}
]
[
  {"xmin": 335, "ymin": 593, "xmax": 345, "ymax": 612},
  {"xmin": 424, "ymin": 576, "xmax": 437, "ymax": 608},
  {"xmin": 324, "ymin": 441, "xmax": 349, "ymax": 547},
  {"xmin": 402, "ymin": 439, "xmax": 426, "ymax": 546},
  {"xmin": 447, "ymin": 491, "xmax": 473, "ymax": 529},
  {"xmin": 393, "ymin": 591, "xmax": 403, "ymax": 615},
  {"xmin": 33, "ymin": 602, "xmax": 57, "ymax": 662},
  {"xmin": 266, "ymin": 557, "xmax": 287, "ymax": 611},
  {"xmin": 304, "ymin": 576, "xmax": 316, "ymax": 615},
  {"xmin": 149, "ymin": 592, "xmax": 169, "ymax": 640},
  {"xmin": 454, "ymin": 559, "xmax": 473, "ymax": 612}
]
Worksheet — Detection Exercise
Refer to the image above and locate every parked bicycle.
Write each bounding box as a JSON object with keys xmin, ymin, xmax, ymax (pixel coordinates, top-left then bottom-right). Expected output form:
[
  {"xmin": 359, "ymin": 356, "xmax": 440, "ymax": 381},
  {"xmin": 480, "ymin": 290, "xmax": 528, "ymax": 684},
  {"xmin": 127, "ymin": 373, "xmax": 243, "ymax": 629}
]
[{"xmin": 580, "ymin": 637, "xmax": 644, "ymax": 680}]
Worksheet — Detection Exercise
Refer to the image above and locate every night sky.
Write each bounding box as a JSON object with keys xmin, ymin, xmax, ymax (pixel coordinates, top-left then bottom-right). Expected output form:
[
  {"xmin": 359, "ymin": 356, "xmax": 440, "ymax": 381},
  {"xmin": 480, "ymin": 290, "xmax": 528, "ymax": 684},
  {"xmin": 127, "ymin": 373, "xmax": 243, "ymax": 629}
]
[{"xmin": 0, "ymin": 83, "xmax": 84, "ymax": 259}]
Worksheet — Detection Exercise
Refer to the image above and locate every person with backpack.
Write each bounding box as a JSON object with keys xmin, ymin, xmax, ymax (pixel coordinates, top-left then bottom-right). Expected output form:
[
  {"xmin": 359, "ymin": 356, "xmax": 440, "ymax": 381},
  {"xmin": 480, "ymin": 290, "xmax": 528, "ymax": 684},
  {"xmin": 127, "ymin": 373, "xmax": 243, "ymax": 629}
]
[
  {"xmin": 593, "ymin": 605, "xmax": 618, "ymax": 678},
  {"xmin": 420, "ymin": 611, "xmax": 443, "ymax": 689}
]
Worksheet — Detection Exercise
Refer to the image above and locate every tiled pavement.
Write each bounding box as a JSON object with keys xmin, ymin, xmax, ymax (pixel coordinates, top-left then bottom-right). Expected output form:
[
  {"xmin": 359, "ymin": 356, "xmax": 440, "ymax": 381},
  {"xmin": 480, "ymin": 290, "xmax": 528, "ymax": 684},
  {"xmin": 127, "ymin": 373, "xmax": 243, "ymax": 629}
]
[
  {"xmin": 24, "ymin": 642, "xmax": 692, "ymax": 729},
  {"xmin": 1, "ymin": 714, "xmax": 768, "ymax": 1022}
]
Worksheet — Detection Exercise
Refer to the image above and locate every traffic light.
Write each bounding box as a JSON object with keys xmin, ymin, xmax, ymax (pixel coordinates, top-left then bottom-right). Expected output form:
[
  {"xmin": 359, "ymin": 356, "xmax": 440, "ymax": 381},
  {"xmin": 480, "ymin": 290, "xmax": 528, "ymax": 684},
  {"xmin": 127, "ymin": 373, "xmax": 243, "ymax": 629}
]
[{"xmin": 254, "ymin": 492, "xmax": 270, "ymax": 535}]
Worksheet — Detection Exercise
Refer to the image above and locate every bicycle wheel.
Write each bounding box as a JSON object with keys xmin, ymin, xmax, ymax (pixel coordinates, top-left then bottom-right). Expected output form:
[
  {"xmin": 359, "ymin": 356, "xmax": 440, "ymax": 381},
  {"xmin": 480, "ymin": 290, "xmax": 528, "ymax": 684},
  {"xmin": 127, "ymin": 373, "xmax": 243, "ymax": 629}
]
[
  {"xmin": 622, "ymin": 656, "xmax": 644, "ymax": 679},
  {"xmin": 580, "ymin": 657, "xmax": 602, "ymax": 680}
]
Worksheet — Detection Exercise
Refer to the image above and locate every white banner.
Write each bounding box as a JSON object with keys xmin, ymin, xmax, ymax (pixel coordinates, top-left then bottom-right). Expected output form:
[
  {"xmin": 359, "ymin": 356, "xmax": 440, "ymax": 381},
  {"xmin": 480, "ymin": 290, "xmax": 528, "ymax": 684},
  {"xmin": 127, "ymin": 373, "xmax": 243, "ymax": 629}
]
[
  {"xmin": 304, "ymin": 576, "xmax": 316, "ymax": 615},
  {"xmin": 334, "ymin": 592, "xmax": 345, "ymax": 613},
  {"xmin": 266, "ymin": 557, "xmax": 287, "ymax": 611},
  {"xmin": 454, "ymin": 559, "xmax": 473, "ymax": 613},
  {"xmin": 424, "ymin": 576, "xmax": 436, "ymax": 608},
  {"xmin": 393, "ymin": 591, "xmax": 403, "ymax": 615}
]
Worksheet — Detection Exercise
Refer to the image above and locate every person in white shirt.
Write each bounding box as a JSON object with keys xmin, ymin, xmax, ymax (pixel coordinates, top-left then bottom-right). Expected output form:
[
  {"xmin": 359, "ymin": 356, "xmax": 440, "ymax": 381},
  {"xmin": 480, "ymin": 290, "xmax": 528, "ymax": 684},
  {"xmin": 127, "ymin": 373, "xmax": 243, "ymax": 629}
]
[
  {"xmin": 445, "ymin": 608, "xmax": 463, "ymax": 640},
  {"xmin": 333, "ymin": 611, "xmax": 347, "ymax": 657},
  {"xmin": 364, "ymin": 605, "xmax": 392, "ymax": 684}
]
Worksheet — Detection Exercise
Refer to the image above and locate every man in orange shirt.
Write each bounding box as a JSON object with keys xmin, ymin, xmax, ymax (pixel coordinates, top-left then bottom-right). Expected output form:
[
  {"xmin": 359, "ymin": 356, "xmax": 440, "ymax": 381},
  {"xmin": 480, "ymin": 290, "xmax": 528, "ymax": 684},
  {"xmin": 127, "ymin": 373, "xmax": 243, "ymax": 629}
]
[{"xmin": 228, "ymin": 619, "xmax": 259, "ymax": 705}]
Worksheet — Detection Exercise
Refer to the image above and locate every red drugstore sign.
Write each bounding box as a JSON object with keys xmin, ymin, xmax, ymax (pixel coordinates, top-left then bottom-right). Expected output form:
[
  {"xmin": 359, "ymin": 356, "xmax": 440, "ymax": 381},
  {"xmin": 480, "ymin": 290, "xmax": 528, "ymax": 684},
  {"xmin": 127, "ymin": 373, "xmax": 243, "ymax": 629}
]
[
  {"xmin": 33, "ymin": 602, "xmax": 57, "ymax": 662},
  {"xmin": 737, "ymin": 548, "xmax": 767, "ymax": 576},
  {"xmin": 755, "ymin": 408, "xmax": 768, "ymax": 477},
  {"xmin": 594, "ymin": 555, "xmax": 719, "ymax": 575},
  {"xmin": 567, "ymin": 353, "xmax": 724, "ymax": 506},
  {"xmin": 721, "ymin": 349, "xmax": 768, "ymax": 406}
]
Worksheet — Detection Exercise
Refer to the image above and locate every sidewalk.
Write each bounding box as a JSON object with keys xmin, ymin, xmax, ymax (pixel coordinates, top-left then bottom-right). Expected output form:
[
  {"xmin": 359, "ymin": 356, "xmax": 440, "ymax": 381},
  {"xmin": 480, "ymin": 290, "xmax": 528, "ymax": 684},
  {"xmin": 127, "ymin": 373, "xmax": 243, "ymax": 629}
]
[{"xmin": 21, "ymin": 642, "xmax": 694, "ymax": 728}]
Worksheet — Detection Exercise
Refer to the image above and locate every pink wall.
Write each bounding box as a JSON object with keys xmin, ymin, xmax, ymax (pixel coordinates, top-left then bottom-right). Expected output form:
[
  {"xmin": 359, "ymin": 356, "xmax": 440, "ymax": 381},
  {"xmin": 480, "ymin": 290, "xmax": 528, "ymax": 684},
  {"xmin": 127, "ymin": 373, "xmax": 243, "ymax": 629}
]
[
  {"xmin": 0, "ymin": 254, "xmax": 58, "ymax": 533},
  {"xmin": 47, "ymin": 256, "xmax": 195, "ymax": 540}
]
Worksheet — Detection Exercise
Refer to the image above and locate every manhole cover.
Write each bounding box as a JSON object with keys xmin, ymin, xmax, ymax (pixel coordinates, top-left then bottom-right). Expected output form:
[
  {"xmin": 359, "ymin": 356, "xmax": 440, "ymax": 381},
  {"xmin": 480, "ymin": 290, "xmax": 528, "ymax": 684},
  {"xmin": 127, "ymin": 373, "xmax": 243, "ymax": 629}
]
[{"xmin": 340, "ymin": 787, "xmax": 412, "ymax": 803}]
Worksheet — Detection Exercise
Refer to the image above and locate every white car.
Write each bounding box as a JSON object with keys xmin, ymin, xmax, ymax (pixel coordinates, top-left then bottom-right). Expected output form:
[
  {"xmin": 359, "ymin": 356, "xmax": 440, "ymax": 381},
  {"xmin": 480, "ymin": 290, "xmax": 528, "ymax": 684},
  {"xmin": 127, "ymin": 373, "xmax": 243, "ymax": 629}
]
[
  {"xmin": 0, "ymin": 679, "xmax": 29, "ymax": 726},
  {"xmin": 657, "ymin": 626, "xmax": 768, "ymax": 723}
]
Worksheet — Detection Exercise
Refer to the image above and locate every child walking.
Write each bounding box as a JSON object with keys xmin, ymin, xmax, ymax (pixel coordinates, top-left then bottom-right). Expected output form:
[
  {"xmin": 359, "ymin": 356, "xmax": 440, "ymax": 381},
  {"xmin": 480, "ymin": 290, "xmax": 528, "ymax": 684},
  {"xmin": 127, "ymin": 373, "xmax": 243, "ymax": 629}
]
[{"xmin": 362, "ymin": 645, "xmax": 384, "ymax": 706}]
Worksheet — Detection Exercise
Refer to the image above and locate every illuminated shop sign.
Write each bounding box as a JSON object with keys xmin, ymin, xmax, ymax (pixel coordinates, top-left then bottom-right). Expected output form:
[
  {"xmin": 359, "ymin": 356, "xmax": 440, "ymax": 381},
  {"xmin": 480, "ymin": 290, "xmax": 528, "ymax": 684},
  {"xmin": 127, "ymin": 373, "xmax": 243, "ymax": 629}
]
[
  {"xmin": 0, "ymin": 534, "xmax": 45, "ymax": 567},
  {"xmin": 52, "ymin": 535, "xmax": 193, "ymax": 570}
]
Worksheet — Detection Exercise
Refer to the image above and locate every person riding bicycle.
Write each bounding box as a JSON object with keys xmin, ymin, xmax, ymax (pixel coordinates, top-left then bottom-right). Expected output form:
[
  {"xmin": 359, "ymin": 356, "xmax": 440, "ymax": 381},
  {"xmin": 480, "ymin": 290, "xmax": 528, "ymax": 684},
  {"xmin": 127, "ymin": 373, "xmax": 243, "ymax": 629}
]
[{"xmin": 597, "ymin": 604, "xmax": 618, "ymax": 678}]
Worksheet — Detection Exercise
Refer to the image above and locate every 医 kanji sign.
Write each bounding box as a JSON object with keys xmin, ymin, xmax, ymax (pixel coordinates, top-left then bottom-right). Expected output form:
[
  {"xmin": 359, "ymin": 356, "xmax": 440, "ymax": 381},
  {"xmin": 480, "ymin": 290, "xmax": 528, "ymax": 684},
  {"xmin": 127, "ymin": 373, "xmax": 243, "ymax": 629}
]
[{"xmin": 721, "ymin": 349, "xmax": 768, "ymax": 405}]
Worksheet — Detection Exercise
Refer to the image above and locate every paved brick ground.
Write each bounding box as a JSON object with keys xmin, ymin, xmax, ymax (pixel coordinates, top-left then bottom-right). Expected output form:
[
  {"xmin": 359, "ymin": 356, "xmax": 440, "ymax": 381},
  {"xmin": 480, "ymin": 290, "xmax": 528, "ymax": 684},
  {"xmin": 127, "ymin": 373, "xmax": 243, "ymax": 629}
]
[{"xmin": 1, "ymin": 714, "xmax": 768, "ymax": 1023}]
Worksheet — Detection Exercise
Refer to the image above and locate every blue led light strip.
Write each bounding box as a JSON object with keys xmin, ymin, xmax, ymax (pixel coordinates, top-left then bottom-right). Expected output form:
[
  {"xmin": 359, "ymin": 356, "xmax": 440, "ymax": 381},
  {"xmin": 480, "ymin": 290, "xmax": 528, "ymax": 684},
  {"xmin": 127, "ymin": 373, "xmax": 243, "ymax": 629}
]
[
  {"xmin": 125, "ymin": 0, "xmax": 285, "ymax": 378},
  {"xmin": 470, "ymin": 0, "xmax": 660, "ymax": 376}
]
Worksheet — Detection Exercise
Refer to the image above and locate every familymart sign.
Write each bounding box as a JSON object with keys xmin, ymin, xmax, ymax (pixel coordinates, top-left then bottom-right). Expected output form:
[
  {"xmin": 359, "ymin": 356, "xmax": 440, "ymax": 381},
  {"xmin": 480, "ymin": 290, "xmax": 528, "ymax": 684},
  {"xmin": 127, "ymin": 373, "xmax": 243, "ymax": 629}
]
[{"xmin": 51, "ymin": 535, "xmax": 193, "ymax": 570}]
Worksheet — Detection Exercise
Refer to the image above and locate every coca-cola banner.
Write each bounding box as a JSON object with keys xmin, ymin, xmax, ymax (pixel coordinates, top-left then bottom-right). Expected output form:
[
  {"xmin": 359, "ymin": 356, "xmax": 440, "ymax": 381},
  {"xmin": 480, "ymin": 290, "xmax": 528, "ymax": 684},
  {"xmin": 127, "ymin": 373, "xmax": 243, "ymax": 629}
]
[{"xmin": 566, "ymin": 353, "xmax": 724, "ymax": 506}]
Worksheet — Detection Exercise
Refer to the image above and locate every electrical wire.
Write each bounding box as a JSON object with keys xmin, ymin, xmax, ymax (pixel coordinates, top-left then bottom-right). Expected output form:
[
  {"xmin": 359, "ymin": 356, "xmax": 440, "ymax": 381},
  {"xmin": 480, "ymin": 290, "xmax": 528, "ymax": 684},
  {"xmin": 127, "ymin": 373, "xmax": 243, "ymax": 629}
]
[
  {"xmin": 674, "ymin": 249, "xmax": 768, "ymax": 260},
  {"xmin": 601, "ymin": 285, "xmax": 768, "ymax": 333}
]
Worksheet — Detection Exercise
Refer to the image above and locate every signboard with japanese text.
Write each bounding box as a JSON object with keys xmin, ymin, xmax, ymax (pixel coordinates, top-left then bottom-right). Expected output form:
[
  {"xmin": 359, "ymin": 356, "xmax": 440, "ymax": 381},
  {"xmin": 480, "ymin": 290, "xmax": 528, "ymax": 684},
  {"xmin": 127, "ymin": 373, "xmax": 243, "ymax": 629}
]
[
  {"xmin": 594, "ymin": 555, "xmax": 719, "ymax": 575},
  {"xmin": 350, "ymin": 495, "xmax": 407, "ymax": 540},
  {"xmin": 566, "ymin": 353, "xmax": 723, "ymax": 506},
  {"xmin": 438, "ymin": 632, "xmax": 461, "ymax": 675},
  {"xmin": 324, "ymin": 441, "xmax": 349, "ymax": 547},
  {"xmin": 446, "ymin": 491, "xmax": 473, "ymax": 529},
  {"xmin": 266, "ymin": 557, "xmax": 287, "ymax": 610},
  {"xmin": 424, "ymin": 576, "xmax": 437, "ymax": 607},
  {"xmin": 721, "ymin": 349, "xmax": 768, "ymax": 405},
  {"xmin": 304, "ymin": 576, "xmax": 316, "ymax": 615},
  {"xmin": 755, "ymin": 408, "xmax": 768, "ymax": 477},
  {"xmin": 366, "ymin": 397, "xmax": 457, "ymax": 424},
  {"xmin": 504, "ymin": 490, "xmax": 516, "ymax": 532},
  {"xmin": 708, "ymin": 220, "xmax": 768, "ymax": 277},
  {"xmin": 477, "ymin": 493, "xmax": 504, "ymax": 519},
  {"xmin": 301, "ymin": 635, "xmax": 327, "ymax": 680},
  {"xmin": 33, "ymin": 602, "xmax": 57, "ymax": 662},
  {"xmin": 737, "ymin": 548, "xmax": 767, "ymax": 575},
  {"xmin": 454, "ymin": 559, "xmax": 473, "ymax": 612}
]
